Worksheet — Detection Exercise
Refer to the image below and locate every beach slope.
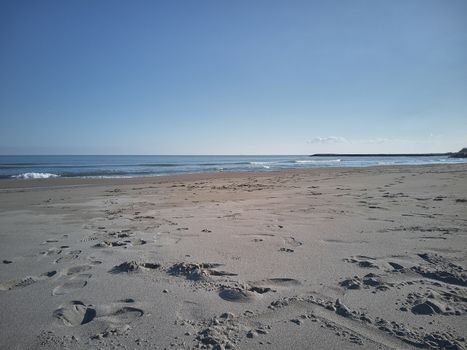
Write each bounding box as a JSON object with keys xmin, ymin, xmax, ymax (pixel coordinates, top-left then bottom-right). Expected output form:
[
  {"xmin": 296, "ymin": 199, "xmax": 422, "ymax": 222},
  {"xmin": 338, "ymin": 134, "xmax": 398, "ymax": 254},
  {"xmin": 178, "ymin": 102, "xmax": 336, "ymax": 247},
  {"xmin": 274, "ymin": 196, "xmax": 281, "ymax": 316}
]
[{"xmin": 1, "ymin": 164, "xmax": 466, "ymax": 349}]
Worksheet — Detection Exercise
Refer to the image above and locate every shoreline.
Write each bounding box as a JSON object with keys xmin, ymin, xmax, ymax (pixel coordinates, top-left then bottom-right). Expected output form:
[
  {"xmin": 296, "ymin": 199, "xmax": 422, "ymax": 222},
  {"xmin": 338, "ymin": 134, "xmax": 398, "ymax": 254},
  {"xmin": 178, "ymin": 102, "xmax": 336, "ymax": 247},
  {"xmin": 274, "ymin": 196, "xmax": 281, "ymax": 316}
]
[{"xmin": 1, "ymin": 162, "xmax": 466, "ymax": 190}]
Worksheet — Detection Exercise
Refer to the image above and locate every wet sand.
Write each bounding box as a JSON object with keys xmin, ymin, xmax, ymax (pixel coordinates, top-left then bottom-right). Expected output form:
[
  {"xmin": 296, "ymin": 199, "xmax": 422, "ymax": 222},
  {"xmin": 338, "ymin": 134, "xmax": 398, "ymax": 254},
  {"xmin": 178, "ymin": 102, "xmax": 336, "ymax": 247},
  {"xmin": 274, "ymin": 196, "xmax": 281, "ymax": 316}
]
[{"xmin": 1, "ymin": 164, "xmax": 466, "ymax": 350}]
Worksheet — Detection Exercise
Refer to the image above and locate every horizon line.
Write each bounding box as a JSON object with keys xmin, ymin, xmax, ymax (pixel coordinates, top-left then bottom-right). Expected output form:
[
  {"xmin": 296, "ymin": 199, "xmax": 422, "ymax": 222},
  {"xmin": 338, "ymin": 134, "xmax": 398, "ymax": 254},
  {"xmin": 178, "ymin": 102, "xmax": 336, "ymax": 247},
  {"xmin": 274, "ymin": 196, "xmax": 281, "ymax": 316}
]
[{"xmin": 0, "ymin": 151, "xmax": 459, "ymax": 157}]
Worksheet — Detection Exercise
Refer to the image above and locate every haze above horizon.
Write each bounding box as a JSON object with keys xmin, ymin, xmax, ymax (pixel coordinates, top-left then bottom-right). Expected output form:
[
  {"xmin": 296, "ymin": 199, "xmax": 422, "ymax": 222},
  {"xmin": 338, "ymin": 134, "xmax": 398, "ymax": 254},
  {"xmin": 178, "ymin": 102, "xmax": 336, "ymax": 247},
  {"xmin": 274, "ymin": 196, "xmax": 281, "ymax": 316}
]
[{"xmin": 1, "ymin": 1, "xmax": 466, "ymax": 155}]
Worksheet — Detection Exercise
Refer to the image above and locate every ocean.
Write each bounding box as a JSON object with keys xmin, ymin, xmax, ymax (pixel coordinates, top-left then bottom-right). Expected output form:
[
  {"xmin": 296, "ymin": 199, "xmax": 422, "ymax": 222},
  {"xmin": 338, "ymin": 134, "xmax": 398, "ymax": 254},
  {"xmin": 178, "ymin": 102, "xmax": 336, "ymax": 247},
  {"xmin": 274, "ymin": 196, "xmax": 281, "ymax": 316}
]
[{"xmin": 0, "ymin": 155, "xmax": 465, "ymax": 179}]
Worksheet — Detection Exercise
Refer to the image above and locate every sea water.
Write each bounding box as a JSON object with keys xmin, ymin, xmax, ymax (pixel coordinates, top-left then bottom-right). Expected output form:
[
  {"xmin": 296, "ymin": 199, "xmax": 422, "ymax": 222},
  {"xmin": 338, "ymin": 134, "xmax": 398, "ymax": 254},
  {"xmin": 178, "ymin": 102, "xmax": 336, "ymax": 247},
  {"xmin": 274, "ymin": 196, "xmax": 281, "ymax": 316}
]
[{"xmin": 0, "ymin": 155, "xmax": 465, "ymax": 179}]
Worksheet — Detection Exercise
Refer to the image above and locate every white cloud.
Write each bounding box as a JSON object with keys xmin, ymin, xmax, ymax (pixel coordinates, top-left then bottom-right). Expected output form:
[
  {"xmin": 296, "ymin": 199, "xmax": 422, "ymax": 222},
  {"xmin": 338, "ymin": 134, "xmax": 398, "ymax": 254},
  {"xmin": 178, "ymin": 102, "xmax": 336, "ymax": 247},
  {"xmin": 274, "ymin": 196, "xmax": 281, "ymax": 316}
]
[
  {"xmin": 307, "ymin": 136, "xmax": 348, "ymax": 144},
  {"xmin": 308, "ymin": 136, "xmax": 427, "ymax": 145},
  {"xmin": 305, "ymin": 135, "xmax": 461, "ymax": 154},
  {"xmin": 354, "ymin": 137, "xmax": 395, "ymax": 144}
]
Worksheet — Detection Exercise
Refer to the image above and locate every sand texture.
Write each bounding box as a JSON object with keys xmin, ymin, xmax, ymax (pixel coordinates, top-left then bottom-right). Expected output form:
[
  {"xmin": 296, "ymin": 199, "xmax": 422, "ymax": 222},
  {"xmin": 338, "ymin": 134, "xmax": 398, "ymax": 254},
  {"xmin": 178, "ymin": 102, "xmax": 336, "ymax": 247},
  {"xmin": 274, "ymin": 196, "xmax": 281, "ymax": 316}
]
[{"xmin": 1, "ymin": 164, "xmax": 466, "ymax": 350}]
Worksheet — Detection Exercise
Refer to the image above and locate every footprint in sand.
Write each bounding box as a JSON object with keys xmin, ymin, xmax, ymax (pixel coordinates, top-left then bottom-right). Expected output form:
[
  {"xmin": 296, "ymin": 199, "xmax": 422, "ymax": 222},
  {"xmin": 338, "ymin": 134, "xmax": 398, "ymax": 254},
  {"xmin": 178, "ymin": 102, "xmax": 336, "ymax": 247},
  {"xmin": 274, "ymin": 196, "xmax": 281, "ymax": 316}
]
[
  {"xmin": 0, "ymin": 270, "xmax": 57, "ymax": 291},
  {"xmin": 41, "ymin": 245, "xmax": 71, "ymax": 257},
  {"xmin": 278, "ymin": 236, "xmax": 302, "ymax": 252},
  {"xmin": 53, "ymin": 301, "xmax": 96, "ymax": 326},
  {"xmin": 97, "ymin": 306, "xmax": 144, "ymax": 324},
  {"xmin": 51, "ymin": 264, "xmax": 94, "ymax": 295},
  {"xmin": 65, "ymin": 265, "xmax": 93, "ymax": 276},
  {"xmin": 52, "ymin": 277, "xmax": 89, "ymax": 296},
  {"xmin": 54, "ymin": 250, "xmax": 82, "ymax": 264},
  {"xmin": 340, "ymin": 273, "xmax": 392, "ymax": 292},
  {"xmin": 53, "ymin": 300, "xmax": 144, "ymax": 327},
  {"xmin": 219, "ymin": 278, "xmax": 300, "ymax": 303},
  {"xmin": 344, "ymin": 255, "xmax": 408, "ymax": 272},
  {"xmin": 41, "ymin": 247, "xmax": 63, "ymax": 256},
  {"xmin": 401, "ymin": 289, "xmax": 466, "ymax": 316},
  {"xmin": 411, "ymin": 253, "xmax": 467, "ymax": 287},
  {"xmin": 218, "ymin": 287, "xmax": 258, "ymax": 303}
]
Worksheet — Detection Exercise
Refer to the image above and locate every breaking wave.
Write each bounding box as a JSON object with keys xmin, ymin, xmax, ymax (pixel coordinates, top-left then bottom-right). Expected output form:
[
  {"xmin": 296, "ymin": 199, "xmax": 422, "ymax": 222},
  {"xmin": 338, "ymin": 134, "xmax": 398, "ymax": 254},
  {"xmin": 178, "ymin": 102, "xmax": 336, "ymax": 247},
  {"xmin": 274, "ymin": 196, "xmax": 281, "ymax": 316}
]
[{"xmin": 12, "ymin": 172, "xmax": 60, "ymax": 179}]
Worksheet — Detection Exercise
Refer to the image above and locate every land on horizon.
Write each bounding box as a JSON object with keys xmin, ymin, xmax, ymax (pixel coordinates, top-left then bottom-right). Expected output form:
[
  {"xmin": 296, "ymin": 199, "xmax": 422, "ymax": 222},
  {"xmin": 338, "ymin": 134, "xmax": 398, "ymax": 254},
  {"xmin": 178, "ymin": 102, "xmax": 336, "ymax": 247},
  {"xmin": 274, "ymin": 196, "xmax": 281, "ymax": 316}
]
[{"xmin": 311, "ymin": 148, "xmax": 467, "ymax": 158}]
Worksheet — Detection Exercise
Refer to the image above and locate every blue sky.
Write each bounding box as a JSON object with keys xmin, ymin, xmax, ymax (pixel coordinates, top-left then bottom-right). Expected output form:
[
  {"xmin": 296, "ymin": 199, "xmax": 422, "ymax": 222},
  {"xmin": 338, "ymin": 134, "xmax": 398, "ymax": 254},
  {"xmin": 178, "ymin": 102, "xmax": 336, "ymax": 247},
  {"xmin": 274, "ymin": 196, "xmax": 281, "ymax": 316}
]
[{"xmin": 0, "ymin": 0, "xmax": 466, "ymax": 155}]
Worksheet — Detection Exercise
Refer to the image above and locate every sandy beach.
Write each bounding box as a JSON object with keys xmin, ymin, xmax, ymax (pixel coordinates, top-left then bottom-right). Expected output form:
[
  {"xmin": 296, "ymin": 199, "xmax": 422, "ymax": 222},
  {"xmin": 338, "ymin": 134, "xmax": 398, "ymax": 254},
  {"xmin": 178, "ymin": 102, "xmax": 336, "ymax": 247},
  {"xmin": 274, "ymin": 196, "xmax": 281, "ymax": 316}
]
[{"xmin": 1, "ymin": 164, "xmax": 466, "ymax": 350}]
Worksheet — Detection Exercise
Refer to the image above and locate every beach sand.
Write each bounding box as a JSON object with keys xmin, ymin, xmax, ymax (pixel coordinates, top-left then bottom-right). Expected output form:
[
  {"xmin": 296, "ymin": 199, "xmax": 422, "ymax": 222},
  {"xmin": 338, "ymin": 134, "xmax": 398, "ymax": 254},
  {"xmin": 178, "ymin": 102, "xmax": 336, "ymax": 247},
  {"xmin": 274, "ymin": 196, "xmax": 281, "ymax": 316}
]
[{"xmin": 0, "ymin": 164, "xmax": 466, "ymax": 350}]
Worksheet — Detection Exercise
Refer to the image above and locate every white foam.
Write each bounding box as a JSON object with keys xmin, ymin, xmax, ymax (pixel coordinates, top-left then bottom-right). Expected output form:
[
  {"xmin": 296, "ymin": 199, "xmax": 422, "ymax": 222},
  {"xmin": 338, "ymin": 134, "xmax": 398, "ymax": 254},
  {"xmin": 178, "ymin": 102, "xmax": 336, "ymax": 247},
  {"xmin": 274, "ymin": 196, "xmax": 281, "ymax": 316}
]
[
  {"xmin": 12, "ymin": 172, "xmax": 60, "ymax": 179},
  {"xmin": 80, "ymin": 175, "xmax": 135, "ymax": 179},
  {"xmin": 248, "ymin": 162, "xmax": 274, "ymax": 169},
  {"xmin": 295, "ymin": 159, "xmax": 341, "ymax": 164},
  {"xmin": 249, "ymin": 161, "xmax": 275, "ymax": 165}
]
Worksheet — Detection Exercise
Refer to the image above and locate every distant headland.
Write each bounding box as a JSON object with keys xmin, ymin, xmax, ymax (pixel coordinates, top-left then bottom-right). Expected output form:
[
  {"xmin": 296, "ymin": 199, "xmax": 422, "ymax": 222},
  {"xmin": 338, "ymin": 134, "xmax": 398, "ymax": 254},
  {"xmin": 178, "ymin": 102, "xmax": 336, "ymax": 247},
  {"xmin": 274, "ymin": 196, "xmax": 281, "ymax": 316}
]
[
  {"xmin": 311, "ymin": 148, "xmax": 467, "ymax": 158},
  {"xmin": 449, "ymin": 148, "xmax": 467, "ymax": 158}
]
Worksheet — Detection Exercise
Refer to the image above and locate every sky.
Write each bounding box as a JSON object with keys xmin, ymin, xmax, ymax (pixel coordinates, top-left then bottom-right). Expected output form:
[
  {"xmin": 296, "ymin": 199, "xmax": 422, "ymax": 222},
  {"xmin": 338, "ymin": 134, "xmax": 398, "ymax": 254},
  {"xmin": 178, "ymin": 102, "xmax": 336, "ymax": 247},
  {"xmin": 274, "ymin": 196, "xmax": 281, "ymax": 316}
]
[{"xmin": 0, "ymin": 0, "xmax": 466, "ymax": 155}]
